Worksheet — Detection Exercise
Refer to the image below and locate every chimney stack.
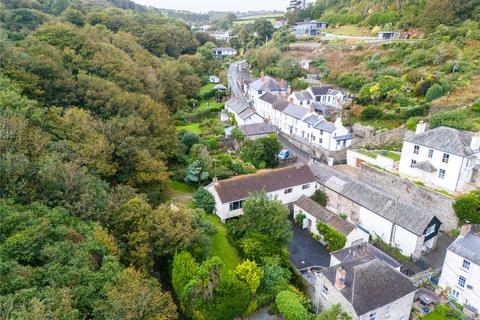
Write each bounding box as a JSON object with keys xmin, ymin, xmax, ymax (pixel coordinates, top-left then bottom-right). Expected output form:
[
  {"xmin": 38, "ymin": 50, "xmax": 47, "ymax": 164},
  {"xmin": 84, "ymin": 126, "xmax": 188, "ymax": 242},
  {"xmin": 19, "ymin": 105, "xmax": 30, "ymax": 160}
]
[
  {"xmin": 289, "ymin": 97, "xmax": 294, "ymax": 104},
  {"xmin": 470, "ymin": 133, "xmax": 480, "ymax": 151},
  {"xmin": 334, "ymin": 267, "xmax": 346, "ymax": 290},
  {"xmin": 460, "ymin": 224, "xmax": 472, "ymax": 237},
  {"xmin": 260, "ymin": 71, "xmax": 265, "ymax": 80},
  {"xmin": 416, "ymin": 120, "xmax": 427, "ymax": 134}
]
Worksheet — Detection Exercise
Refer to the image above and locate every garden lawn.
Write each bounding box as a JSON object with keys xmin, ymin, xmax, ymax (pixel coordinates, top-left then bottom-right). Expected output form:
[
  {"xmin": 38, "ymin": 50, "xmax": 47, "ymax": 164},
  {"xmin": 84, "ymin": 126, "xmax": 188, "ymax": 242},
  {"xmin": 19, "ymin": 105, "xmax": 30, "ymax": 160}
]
[
  {"xmin": 176, "ymin": 122, "xmax": 201, "ymax": 134},
  {"xmin": 199, "ymin": 83, "xmax": 215, "ymax": 97},
  {"xmin": 422, "ymin": 310, "xmax": 449, "ymax": 320},
  {"xmin": 168, "ymin": 180, "xmax": 195, "ymax": 207},
  {"xmin": 196, "ymin": 98, "xmax": 223, "ymax": 112},
  {"xmin": 206, "ymin": 214, "xmax": 240, "ymax": 272}
]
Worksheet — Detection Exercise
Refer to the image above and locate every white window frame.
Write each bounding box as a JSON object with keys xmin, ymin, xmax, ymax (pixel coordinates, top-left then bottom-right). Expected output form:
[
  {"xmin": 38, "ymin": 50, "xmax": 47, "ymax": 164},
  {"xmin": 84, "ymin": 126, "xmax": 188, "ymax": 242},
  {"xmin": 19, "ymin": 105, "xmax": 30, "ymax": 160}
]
[
  {"xmin": 413, "ymin": 145, "xmax": 420, "ymax": 154},
  {"xmin": 302, "ymin": 184, "xmax": 310, "ymax": 190},
  {"xmin": 428, "ymin": 149, "xmax": 434, "ymax": 159},
  {"xmin": 458, "ymin": 276, "xmax": 466, "ymax": 288},
  {"xmin": 410, "ymin": 159, "xmax": 417, "ymax": 168},
  {"xmin": 442, "ymin": 153, "xmax": 450, "ymax": 163},
  {"xmin": 438, "ymin": 169, "xmax": 446, "ymax": 179},
  {"xmin": 284, "ymin": 188, "xmax": 293, "ymax": 194},
  {"xmin": 462, "ymin": 259, "xmax": 471, "ymax": 270}
]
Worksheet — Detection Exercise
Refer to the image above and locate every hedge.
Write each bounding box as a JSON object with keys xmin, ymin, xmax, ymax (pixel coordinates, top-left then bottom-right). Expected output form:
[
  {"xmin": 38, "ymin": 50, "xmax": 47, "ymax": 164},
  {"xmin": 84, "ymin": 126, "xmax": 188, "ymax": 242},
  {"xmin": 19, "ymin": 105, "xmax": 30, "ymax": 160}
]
[
  {"xmin": 275, "ymin": 291, "xmax": 310, "ymax": 320},
  {"xmin": 317, "ymin": 222, "xmax": 347, "ymax": 252}
]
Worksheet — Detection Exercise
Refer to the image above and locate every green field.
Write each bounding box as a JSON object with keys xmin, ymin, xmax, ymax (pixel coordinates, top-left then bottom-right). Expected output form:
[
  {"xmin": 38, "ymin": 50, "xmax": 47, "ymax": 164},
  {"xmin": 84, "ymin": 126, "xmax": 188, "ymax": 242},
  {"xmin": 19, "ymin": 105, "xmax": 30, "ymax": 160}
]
[
  {"xmin": 176, "ymin": 122, "xmax": 201, "ymax": 134},
  {"xmin": 422, "ymin": 311, "xmax": 449, "ymax": 320},
  {"xmin": 234, "ymin": 13, "xmax": 284, "ymax": 25},
  {"xmin": 206, "ymin": 214, "xmax": 240, "ymax": 272}
]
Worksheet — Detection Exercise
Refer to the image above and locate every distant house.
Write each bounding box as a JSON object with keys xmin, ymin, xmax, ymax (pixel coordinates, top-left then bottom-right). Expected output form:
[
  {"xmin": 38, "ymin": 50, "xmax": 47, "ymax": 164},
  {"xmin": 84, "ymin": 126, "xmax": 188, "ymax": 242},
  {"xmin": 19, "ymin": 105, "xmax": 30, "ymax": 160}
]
[
  {"xmin": 247, "ymin": 74, "xmax": 288, "ymax": 101},
  {"xmin": 209, "ymin": 75, "xmax": 220, "ymax": 84},
  {"xmin": 212, "ymin": 47, "xmax": 237, "ymax": 58},
  {"xmin": 293, "ymin": 20, "xmax": 329, "ymax": 37},
  {"xmin": 300, "ymin": 59, "xmax": 312, "ymax": 70},
  {"xmin": 293, "ymin": 196, "xmax": 369, "ymax": 248},
  {"xmin": 307, "ymin": 86, "xmax": 332, "ymax": 102},
  {"xmin": 310, "ymin": 118, "xmax": 352, "ymax": 151},
  {"xmin": 238, "ymin": 59, "xmax": 248, "ymax": 71},
  {"xmin": 306, "ymin": 86, "xmax": 350, "ymax": 109},
  {"xmin": 225, "ymin": 98, "xmax": 263, "ymax": 126},
  {"xmin": 313, "ymin": 259, "xmax": 416, "ymax": 319},
  {"xmin": 398, "ymin": 122, "xmax": 480, "ymax": 193},
  {"xmin": 438, "ymin": 224, "xmax": 480, "ymax": 317},
  {"xmin": 311, "ymin": 162, "xmax": 443, "ymax": 260},
  {"xmin": 238, "ymin": 122, "xmax": 276, "ymax": 140},
  {"xmin": 206, "ymin": 165, "xmax": 317, "ymax": 221},
  {"xmin": 378, "ymin": 31, "xmax": 402, "ymax": 40},
  {"xmin": 208, "ymin": 31, "xmax": 230, "ymax": 42},
  {"xmin": 289, "ymin": 90, "xmax": 314, "ymax": 106}
]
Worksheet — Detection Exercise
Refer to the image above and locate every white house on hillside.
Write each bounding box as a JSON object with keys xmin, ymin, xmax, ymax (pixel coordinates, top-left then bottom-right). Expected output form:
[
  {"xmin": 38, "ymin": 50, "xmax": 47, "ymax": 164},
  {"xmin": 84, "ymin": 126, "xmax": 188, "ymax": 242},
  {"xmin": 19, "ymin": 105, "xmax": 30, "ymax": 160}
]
[
  {"xmin": 212, "ymin": 47, "xmax": 237, "ymax": 58},
  {"xmin": 310, "ymin": 117, "xmax": 352, "ymax": 151},
  {"xmin": 206, "ymin": 165, "xmax": 317, "ymax": 221},
  {"xmin": 311, "ymin": 162, "xmax": 443, "ymax": 260},
  {"xmin": 225, "ymin": 98, "xmax": 263, "ymax": 126},
  {"xmin": 314, "ymin": 259, "xmax": 416, "ymax": 319},
  {"xmin": 247, "ymin": 74, "xmax": 288, "ymax": 102},
  {"xmin": 439, "ymin": 224, "xmax": 480, "ymax": 317},
  {"xmin": 289, "ymin": 90, "xmax": 314, "ymax": 106},
  {"xmin": 293, "ymin": 196, "xmax": 369, "ymax": 248},
  {"xmin": 398, "ymin": 122, "xmax": 480, "ymax": 193},
  {"xmin": 306, "ymin": 86, "xmax": 349, "ymax": 109}
]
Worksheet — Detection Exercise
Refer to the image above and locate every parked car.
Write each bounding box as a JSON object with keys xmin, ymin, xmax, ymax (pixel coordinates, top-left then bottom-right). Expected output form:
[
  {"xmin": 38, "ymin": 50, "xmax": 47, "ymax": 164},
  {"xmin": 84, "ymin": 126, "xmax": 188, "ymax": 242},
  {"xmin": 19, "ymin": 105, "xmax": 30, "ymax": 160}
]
[{"xmin": 277, "ymin": 148, "xmax": 291, "ymax": 160}]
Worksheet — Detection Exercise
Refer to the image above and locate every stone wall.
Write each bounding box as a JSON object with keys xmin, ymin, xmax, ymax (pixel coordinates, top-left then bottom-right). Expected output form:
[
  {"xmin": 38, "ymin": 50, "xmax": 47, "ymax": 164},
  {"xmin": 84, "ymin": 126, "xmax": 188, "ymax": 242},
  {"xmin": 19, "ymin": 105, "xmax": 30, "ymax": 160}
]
[
  {"xmin": 278, "ymin": 132, "xmax": 347, "ymax": 165},
  {"xmin": 351, "ymin": 124, "xmax": 412, "ymax": 150},
  {"xmin": 358, "ymin": 164, "xmax": 458, "ymax": 232}
]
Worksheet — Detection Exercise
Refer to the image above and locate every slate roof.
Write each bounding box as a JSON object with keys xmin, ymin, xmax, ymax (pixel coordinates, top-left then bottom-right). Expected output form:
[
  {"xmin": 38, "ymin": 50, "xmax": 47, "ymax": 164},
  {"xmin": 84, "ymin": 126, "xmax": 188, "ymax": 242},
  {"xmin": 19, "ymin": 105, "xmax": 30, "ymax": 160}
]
[
  {"xmin": 331, "ymin": 242, "xmax": 402, "ymax": 270},
  {"xmin": 334, "ymin": 134, "xmax": 353, "ymax": 141},
  {"xmin": 283, "ymin": 104, "xmax": 309, "ymax": 120},
  {"xmin": 312, "ymin": 103, "xmax": 332, "ymax": 117},
  {"xmin": 211, "ymin": 165, "xmax": 317, "ymax": 203},
  {"xmin": 303, "ymin": 114, "xmax": 321, "ymax": 126},
  {"xmin": 249, "ymin": 76, "xmax": 287, "ymax": 92},
  {"xmin": 226, "ymin": 98, "xmax": 248, "ymax": 114},
  {"xmin": 314, "ymin": 120, "xmax": 336, "ymax": 133},
  {"xmin": 238, "ymin": 108, "xmax": 260, "ymax": 120},
  {"xmin": 258, "ymin": 92, "xmax": 279, "ymax": 105},
  {"xmin": 239, "ymin": 122, "xmax": 276, "ymax": 136},
  {"xmin": 448, "ymin": 227, "xmax": 480, "ymax": 265},
  {"xmin": 309, "ymin": 163, "xmax": 437, "ymax": 236},
  {"xmin": 413, "ymin": 161, "xmax": 437, "ymax": 173},
  {"xmin": 310, "ymin": 86, "xmax": 332, "ymax": 96},
  {"xmin": 292, "ymin": 90, "xmax": 313, "ymax": 101},
  {"xmin": 319, "ymin": 259, "xmax": 416, "ymax": 317},
  {"xmin": 295, "ymin": 196, "xmax": 355, "ymax": 236},
  {"xmin": 273, "ymin": 99, "xmax": 289, "ymax": 112},
  {"xmin": 405, "ymin": 126, "xmax": 476, "ymax": 157}
]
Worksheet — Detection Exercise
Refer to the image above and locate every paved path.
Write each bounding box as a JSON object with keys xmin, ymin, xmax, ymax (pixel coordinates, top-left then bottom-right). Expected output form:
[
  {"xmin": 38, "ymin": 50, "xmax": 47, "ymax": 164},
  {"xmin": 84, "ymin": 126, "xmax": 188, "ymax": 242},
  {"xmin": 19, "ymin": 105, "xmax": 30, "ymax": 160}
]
[{"xmin": 288, "ymin": 223, "xmax": 330, "ymax": 270}]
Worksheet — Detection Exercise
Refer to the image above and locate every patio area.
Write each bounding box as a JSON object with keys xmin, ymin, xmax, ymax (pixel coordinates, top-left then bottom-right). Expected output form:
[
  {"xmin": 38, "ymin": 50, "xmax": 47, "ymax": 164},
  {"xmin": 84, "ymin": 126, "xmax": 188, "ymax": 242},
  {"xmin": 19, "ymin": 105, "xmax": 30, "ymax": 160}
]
[{"xmin": 288, "ymin": 223, "xmax": 331, "ymax": 270}]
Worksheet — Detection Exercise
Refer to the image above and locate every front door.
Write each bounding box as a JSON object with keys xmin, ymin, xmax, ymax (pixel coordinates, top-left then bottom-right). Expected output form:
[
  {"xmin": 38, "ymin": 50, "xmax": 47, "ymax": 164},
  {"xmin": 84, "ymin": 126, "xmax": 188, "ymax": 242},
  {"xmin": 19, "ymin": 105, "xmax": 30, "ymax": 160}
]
[{"xmin": 302, "ymin": 218, "xmax": 311, "ymax": 230}]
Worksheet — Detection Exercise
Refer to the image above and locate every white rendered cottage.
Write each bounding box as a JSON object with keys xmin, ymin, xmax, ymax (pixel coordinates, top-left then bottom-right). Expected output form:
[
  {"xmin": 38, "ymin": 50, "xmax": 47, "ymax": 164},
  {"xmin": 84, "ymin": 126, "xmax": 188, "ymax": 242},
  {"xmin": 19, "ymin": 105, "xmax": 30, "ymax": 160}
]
[
  {"xmin": 247, "ymin": 74, "xmax": 288, "ymax": 102},
  {"xmin": 438, "ymin": 224, "xmax": 480, "ymax": 316},
  {"xmin": 206, "ymin": 165, "xmax": 317, "ymax": 221},
  {"xmin": 293, "ymin": 196, "xmax": 369, "ymax": 248},
  {"xmin": 225, "ymin": 98, "xmax": 263, "ymax": 126},
  {"xmin": 398, "ymin": 122, "xmax": 480, "ymax": 193},
  {"xmin": 310, "ymin": 117, "xmax": 352, "ymax": 151}
]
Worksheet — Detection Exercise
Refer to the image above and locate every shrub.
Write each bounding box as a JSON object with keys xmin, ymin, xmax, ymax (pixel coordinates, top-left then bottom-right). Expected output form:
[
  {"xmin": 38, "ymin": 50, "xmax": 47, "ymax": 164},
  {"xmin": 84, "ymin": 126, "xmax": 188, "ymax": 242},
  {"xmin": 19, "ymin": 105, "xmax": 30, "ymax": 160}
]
[
  {"xmin": 294, "ymin": 212, "xmax": 306, "ymax": 225},
  {"xmin": 235, "ymin": 259, "xmax": 263, "ymax": 294},
  {"xmin": 311, "ymin": 190, "xmax": 328, "ymax": 206},
  {"xmin": 193, "ymin": 187, "xmax": 216, "ymax": 213},
  {"xmin": 317, "ymin": 222, "xmax": 346, "ymax": 252},
  {"xmin": 425, "ymin": 83, "xmax": 444, "ymax": 101},
  {"xmin": 366, "ymin": 12, "xmax": 398, "ymax": 26},
  {"xmin": 453, "ymin": 191, "xmax": 480, "ymax": 223},
  {"xmin": 360, "ymin": 106, "xmax": 383, "ymax": 120},
  {"xmin": 275, "ymin": 291, "xmax": 310, "ymax": 320},
  {"xmin": 171, "ymin": 251, "xmax": 198, "ymax": 299},
  {"xmin": 335, "ymin": 72, "xmax": 367, "ymax": 91}
]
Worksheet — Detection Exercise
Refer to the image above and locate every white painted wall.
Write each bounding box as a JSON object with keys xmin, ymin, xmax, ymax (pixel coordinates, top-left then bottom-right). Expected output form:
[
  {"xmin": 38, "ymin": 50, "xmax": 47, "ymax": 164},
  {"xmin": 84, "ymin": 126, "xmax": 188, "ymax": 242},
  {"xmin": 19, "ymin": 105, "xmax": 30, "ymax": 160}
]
[
  {"xmin": 359, "ymin": 207, "xmax": 393, "ymax": 242},
  {"xmin": 209, "ymin": 182, "xmax": 317, "ymax": 221},
  {"xmin": 439, "ymin": 249, "xmax": 480, "ymax": 311},
  {"xmin": 398, "ymin": 140, "xmax": 475, "ymax": 192},
  {"xmin": 392, "ymin": 224, "xmax": 421, "ymax": 258},
  {"xmin": 347, "ymin": 150, "xmax": 395, "ymax": 170}
]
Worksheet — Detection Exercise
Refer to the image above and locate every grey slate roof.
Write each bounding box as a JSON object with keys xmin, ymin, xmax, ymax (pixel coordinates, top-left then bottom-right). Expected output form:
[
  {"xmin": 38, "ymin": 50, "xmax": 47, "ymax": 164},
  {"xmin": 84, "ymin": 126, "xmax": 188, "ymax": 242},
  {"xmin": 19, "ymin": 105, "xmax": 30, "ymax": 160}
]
[
  {"xmin": 334, "ymin": 134, "xmax": 353, "ymax": 141},
  {"xmin": 212, "ymin": 165, "xmax": 317, "ymax": 203},
  {"xmin": 273, "ymin": 99, "xmax": 289, "ymax": 112},
  {"xmin": 309, "ymin": 163, "xmax": 437, "ymax": 236},
  {"xmin": 238, "ymin": 108, "xmax": 261, "ymax": 120},
  {"xmin": 239, "ymin": 122, "xmax": 276, "ymax": 136},
  {"xmin": 283, "ymin": 104, "xmax": 309, "ymax": 120},
  {"xmin": 448, "ymin": 227, "xmax": 480, "ymax": 265},
  {"xmin": 303, "ymin": 114, "xmax": 321, "ymax": 126},
  {"xmin": 413, "ymin": 161, "xmax": 437, "ymax": 173},
  {"xmin": 319, "ymin": 259, "xmax": 416, "ymax": 316},
  {"xmin": 226, "ymin": 98, "xmax": 248, "ymax": 114},
  {"xmin": 258, "ymin": 92, "xmax": 279, "ymax": 105},
  {"xmin": 249, "ymin": 76, "xmax": 287, "ymax": 92},
  {"xmin": 295, "ymin": 196, "xmax": 355, "ymax": 235},
  {"xmin": 331, "ymin": 242, "xmax": 402, "ymax": 270},
  {"xmin": 310, "ymin": 85, "xmax": 332, "ymax": 96},
  {"xmin": 405, "ymin": 126, "xmax": 476, "ymax": 157},
  {"xmin": 312, "ymin": 103, "xmax": 332, "ymax": 117},
  {"xmin": 292, "ymin": 90, "xmax": 313, "ymax": 101},
  {"xmin": 314, "ymin": 120, "xmax": 336, "ymax": 133}
]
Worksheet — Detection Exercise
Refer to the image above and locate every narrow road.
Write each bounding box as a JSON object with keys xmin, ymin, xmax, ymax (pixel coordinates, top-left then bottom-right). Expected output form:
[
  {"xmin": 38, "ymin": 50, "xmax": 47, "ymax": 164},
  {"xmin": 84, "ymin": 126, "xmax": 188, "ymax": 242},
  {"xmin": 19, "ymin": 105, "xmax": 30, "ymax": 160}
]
[
  {"xmin": 228, "ymin": 62, "xmax": 251, "ymax": 103},
  {"xmin": 277, "ymin": 134, "xmax": 310, "ymax": 163}
]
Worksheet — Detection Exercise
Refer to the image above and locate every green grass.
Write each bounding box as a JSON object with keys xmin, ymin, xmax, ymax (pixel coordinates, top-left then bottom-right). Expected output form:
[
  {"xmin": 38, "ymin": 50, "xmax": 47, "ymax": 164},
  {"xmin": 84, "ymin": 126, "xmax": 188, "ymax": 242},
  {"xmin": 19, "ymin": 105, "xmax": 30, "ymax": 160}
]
[
  {"xmin": 199, "ymin": 83, "xmax": 215, "ymax": 96},
  {"xmin": 176, "ymin": 122, "xmax": 201, "ymax": 134},
  {"xmin": 206, "ymin": 214, "xmax": 240, "ymax": 272},
  {"xmin": 196, "ymin": 98, "xmax": 223, "ymax": 111},
  {"xmin": 358, "ymin": 149, "xmax": 378, "ymax": 158},
  {"xmin": 422, "ymin": 310, "xmax": 449, "ymax": 320},
  {"xmin": 168, "ymin": 180, "xmax": 195, "ymax": 207},
  {"xmin": 377, "ymin": 150, "xmax": 401, "ymax": 161},
  {"xmin": 325, "ymin": 25, "xmax": 372, "ymax": 37},
  {"xmin": 171, "ymin": 180, "xmax": 195, "ymax": 193}
]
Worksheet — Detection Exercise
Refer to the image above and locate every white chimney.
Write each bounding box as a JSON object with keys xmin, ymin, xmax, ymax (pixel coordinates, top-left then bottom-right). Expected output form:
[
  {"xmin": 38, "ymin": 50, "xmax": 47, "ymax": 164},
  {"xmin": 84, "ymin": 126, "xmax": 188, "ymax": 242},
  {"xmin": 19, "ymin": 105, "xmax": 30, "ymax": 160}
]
[
  {"xmin": 471, "ymin": 133, "xmax": 480, "ymax": 151},
  {"xmin": 334, "ymin": 267, "xmax": 346, "ymax": 290},
  {"xmin": 416, "ymin": 120, "xmax": 427, "ymax": 134},
  {"xmin": 334, "ymin": 117, "xmax": 343, "ymax": 128}
]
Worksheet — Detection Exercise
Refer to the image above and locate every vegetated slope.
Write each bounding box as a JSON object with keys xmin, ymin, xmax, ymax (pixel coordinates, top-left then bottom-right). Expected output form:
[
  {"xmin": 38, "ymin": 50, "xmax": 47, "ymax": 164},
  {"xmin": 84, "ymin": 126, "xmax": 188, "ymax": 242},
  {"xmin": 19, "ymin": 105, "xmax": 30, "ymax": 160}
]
[
  {"xmin": 286, "ymin": 0, "xmax": 480, "ymax": 129},
  {"xmin": 0, "ymin": 1, "xmax": 224, "ymax": 318}
]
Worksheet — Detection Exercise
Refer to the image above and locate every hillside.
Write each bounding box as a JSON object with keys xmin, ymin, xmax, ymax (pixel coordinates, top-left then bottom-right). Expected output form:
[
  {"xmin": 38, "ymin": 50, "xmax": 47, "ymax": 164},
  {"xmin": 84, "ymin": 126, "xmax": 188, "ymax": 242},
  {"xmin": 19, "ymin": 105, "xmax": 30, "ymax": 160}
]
[{"xmin": 282, "ymin": 0, "xmax": 480, "ymax": 129}]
